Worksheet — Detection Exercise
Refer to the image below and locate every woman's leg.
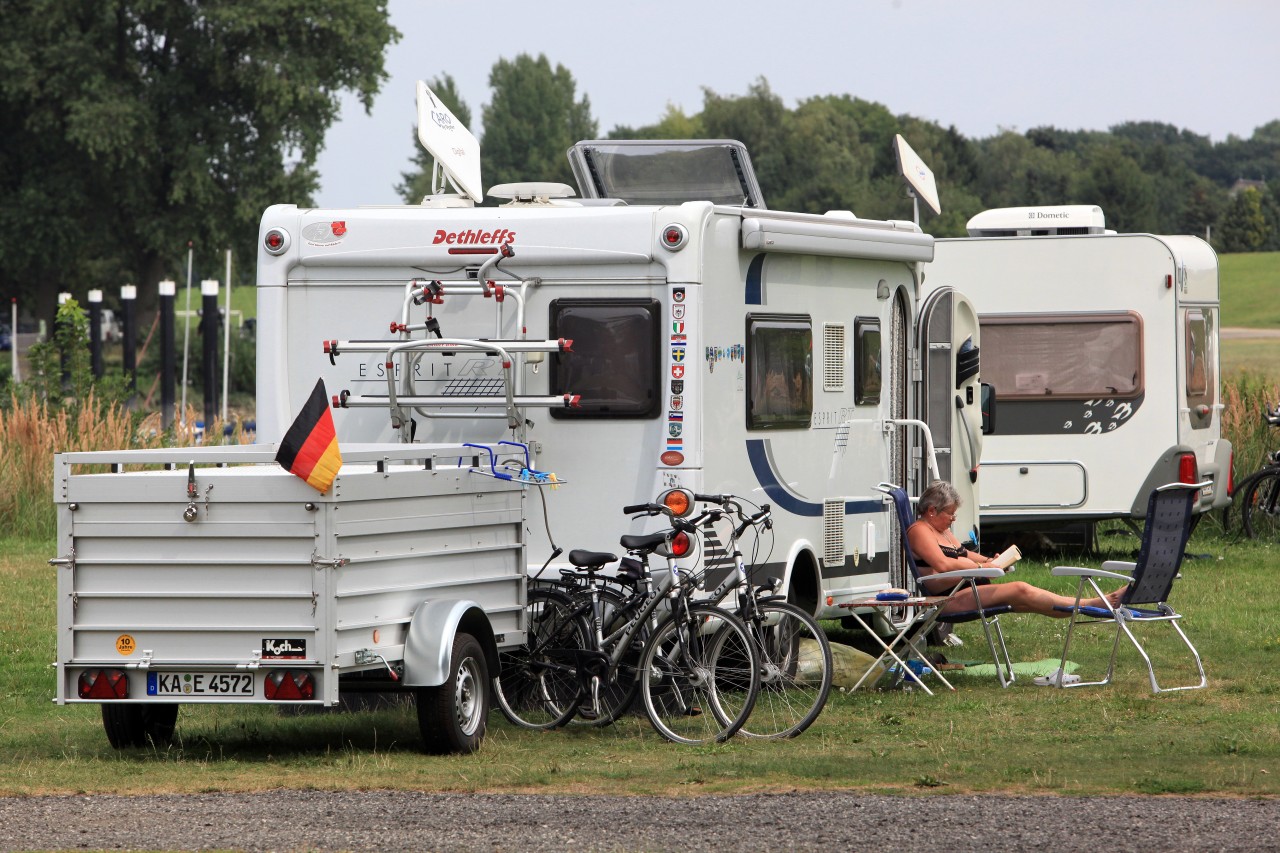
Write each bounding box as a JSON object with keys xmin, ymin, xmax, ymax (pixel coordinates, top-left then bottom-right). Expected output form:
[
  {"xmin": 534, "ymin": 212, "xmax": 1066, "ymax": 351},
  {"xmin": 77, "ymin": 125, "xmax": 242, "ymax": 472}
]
[{"xmin": 942, "ymin": 580, "xmax": 1125, "ymax": 618}]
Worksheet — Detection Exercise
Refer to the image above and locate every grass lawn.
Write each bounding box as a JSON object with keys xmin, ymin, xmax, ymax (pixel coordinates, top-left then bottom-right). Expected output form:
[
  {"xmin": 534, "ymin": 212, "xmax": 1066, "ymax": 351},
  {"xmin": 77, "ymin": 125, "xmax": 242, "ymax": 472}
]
[
  {"xmin": 3, "ymin": 528, "xmax": 1277, "ymax": 798},
  {"xmin": 1221, "ymin": 251, "xmax": 1280, "ymax": 329}
]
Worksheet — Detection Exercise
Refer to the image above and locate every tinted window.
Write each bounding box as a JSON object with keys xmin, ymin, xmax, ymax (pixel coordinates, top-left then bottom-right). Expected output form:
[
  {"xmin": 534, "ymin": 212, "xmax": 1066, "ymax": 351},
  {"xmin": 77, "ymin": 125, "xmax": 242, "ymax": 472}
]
[
  {"xmin": 979, "ymin": 312, "xmax": 1143, "ymax": 399},
  {"xmin": 747, "ymin": 315, "xmax": 812, "ymax": 430},
  {"xmin": 549, "ymin": 299, "xmax": 660, "ymax": 418},
  {"xmin": 854, "ymin": 317, "xmax": 881, "ymax": 405}
]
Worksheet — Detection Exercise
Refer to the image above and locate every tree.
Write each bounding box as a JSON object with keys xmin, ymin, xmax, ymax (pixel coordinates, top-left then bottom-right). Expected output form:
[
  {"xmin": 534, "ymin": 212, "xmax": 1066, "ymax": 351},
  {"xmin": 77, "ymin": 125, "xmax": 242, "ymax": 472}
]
[
  {"xmin": 397, "ymin": 74, "xmax": 473, "ymax": 203},
  {"xmin": 479, "ymin": 54, "xmax": 596, "ymax": 189},
  {"xmin": 1218, "ymin": 188, "xmax": 1268, "ymax": 253},
  {"xmin": 0, "ymin": 1, "xmax": 398, "ymax": 316}
]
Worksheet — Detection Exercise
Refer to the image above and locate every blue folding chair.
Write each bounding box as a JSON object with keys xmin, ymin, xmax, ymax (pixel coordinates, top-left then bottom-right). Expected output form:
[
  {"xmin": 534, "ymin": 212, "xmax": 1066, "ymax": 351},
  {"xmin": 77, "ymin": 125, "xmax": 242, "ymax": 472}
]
[
  {"xmin": 879, "ymin": 484, "xmax": 1016, "ymax": 687},
  {"xmin": 1048, "ymin": 482, "xmax": 1208, "ymax": 693}
]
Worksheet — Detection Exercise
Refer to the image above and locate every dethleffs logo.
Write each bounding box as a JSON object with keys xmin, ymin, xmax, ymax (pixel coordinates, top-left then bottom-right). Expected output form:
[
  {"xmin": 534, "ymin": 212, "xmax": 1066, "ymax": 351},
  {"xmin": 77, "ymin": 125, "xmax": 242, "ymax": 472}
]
[{"xmin": 433, "ymin": 228, "xmax": 516, "ymax": 246}]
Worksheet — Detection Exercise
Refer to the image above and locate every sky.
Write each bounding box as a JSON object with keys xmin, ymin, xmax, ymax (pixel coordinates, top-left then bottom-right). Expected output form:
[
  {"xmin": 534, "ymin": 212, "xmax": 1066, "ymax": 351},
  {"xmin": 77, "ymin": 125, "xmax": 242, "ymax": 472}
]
[{"xmin": 313, "ymin": 0, "xmax": 1280, "ymax": 208}]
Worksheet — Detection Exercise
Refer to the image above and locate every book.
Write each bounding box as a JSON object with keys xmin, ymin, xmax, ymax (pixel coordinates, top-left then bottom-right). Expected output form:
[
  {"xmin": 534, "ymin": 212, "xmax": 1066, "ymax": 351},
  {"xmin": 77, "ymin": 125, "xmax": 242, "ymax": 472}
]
[{"xmin": 990, "ymin": 544, "xmax": 1021, "ymax": 571}]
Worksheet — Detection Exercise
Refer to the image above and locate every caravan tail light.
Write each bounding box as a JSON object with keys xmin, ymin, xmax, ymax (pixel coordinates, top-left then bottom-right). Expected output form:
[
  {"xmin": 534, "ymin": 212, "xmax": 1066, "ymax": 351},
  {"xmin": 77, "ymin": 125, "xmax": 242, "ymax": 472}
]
[
  {"xmin": 660, "ymin": 224, "xmax": 688, "ymax": 251},
  {"xmin": 1177, "ymin": 452, "xmax": 1199, "ymax": 485},
  {"xmin": 264, "ymin": 670, "xmax": 315, "ymax": 701},
  {"xmin": 670, "ymin": 531, "xmax": 692, "ymax": 558},
  {"xmin": 78, "ymin": 668, "xmax": 128, "ymax": 699},
  {"xmin": 263, "ymin": 228, "xmax": 290, "ymax": 255},
  {"xmin": 1228, "ymin": 450, "xmax": 1235, "ymax": 496}
]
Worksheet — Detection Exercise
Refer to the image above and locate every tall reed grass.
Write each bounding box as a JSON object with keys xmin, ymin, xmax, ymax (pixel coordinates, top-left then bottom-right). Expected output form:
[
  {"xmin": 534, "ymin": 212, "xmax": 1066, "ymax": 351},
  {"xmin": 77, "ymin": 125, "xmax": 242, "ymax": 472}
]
[{"xmin": 1220, "ymin": 371, "xmax": 1280, "ymax": 478}]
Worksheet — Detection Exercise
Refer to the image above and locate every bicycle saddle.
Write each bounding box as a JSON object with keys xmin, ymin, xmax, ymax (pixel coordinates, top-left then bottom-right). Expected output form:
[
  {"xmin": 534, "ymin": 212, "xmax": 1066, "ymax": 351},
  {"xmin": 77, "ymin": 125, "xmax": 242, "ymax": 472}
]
[
  {"xmin": 619, "ymin": 531, "xmax": 669, "ymax": 553},
  {"xmin": 568, "ymin": 549, "xmax": 617, "ymax": 570}
]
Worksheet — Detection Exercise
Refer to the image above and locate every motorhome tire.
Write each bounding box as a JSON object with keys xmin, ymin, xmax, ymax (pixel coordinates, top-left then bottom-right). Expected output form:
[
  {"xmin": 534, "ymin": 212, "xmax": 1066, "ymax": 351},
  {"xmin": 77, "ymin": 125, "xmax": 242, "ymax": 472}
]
[
  {"xmin": 101, "ymin": 703, "xmax": 179, "ymax": 749},
  {"xmin": 416, "ymin": 632, "xmax": 489, "ymax": 754}
]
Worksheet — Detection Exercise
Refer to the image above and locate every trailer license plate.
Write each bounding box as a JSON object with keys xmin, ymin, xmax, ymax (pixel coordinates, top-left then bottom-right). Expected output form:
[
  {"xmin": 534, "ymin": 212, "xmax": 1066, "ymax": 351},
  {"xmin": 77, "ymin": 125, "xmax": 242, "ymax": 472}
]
[
  {"xmin": 1201, "ymin": 482, "xmax": 1214, "ymax": 499},
  {"xmin": 147, "ymin": 672, "xmax": 254, "ymax": 697}
]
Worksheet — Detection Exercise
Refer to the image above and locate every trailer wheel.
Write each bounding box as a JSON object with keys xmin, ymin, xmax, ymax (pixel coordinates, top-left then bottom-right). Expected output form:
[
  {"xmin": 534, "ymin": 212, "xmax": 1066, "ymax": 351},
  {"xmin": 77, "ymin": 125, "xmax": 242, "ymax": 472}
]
[
  {"xmin": 101, "ymin": 703, "xmax": 179, "ymax": 749},
  {"xmin": 416, "ymin": 632, "xmax": 489, "ymax": 754}
]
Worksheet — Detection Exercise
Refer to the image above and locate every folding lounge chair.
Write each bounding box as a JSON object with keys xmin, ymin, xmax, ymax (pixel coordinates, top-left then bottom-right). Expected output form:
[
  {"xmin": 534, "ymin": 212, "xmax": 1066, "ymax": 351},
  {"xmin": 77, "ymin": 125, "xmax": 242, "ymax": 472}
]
[
  {"xmin": 1048, "ymin": 482, "xmax": 1208, "ymax": 693},
  {"xmin": 880, "ymin": 485, "xmax": 1017, "ymax": 687}
]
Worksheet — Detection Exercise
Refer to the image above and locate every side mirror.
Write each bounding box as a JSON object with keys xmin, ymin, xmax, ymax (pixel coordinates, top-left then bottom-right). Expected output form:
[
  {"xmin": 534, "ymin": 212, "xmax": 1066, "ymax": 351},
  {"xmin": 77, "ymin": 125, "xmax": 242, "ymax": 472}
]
[{"xmin": 981, "ymin": 383, "xmax": 996, "ymax": 435}]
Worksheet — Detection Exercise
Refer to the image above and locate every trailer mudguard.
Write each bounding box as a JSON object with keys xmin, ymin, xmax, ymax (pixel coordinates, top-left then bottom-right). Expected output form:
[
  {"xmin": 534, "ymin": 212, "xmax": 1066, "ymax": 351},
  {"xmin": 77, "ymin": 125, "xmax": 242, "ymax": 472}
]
[{"xmin": 402, "ymin": 599, "xmax": 494, "ymax": 687}]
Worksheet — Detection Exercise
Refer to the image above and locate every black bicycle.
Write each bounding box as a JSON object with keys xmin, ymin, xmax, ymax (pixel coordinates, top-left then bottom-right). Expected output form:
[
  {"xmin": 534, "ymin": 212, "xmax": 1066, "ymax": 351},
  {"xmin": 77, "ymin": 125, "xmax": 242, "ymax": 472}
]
[{"xmin": 1228, "ymin": 403, "xmax": 1280, "ymax": 539}]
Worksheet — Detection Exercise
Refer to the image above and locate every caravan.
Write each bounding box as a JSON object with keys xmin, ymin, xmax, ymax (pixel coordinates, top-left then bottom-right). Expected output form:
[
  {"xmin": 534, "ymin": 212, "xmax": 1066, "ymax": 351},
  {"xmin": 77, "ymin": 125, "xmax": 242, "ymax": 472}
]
[
  {"xmin": 255, "ymin": 84, "xmax": 987, "ymax": 621},
  {"xmin": 925, "ymin": 205, "xmax": 1232, "ymax": 536}
]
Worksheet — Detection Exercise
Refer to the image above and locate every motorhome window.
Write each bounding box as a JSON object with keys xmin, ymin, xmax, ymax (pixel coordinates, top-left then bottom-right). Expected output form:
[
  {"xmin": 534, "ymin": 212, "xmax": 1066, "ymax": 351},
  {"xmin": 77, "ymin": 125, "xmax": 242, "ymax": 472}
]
[
  {"xmin": 747, "ymin": 315, "xmax": 812, "ymax": 429},
  {"xmin": 1185, "ymin": 308, "xmax": 1215, "ymax": 406},
  {"xmin": 854, "ymin": 317, "xmax": 881, "ymax": 405},
  {"xmin": 978, "ymin": 312, "xmax": 1143, "ymax": 400},
  {"xmin": 549, "ymin": 299, "xmax": 660, "ymax": 419}
]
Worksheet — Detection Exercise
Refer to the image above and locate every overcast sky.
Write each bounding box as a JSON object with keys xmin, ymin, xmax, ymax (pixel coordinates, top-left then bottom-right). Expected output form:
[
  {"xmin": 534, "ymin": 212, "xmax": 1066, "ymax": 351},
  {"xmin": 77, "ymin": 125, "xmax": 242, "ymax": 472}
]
[{"xmin": 313, "ymin": 0, "xmax": 1280, "ymax": 208}]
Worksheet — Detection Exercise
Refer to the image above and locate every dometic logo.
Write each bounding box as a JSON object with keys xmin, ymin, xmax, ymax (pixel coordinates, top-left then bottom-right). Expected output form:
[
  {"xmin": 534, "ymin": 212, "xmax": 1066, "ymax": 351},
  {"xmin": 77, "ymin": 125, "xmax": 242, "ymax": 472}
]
[{"xmin": 433, "ymin": 228, "xmax": 516, "ymax": 246}]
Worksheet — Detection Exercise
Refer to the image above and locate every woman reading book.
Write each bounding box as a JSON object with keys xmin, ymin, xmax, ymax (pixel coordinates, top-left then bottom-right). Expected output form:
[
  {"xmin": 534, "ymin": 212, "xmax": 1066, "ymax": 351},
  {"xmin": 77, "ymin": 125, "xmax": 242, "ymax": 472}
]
[{"xmin": 906, "ymin": 481, "xmax": 1127, "ymax": 618}]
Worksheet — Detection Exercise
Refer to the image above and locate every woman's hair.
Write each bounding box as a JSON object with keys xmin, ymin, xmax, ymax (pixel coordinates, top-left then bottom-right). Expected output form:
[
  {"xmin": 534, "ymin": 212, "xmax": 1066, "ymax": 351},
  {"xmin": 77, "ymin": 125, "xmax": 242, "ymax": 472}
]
[{"xmin": 917, "ymin": 480, "xmax": 961, "ymax": 518}]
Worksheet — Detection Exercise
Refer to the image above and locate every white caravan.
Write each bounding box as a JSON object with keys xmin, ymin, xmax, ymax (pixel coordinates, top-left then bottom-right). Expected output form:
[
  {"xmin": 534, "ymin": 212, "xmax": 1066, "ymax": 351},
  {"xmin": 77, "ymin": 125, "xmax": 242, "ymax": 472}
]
[
  {"xmin": 255, "ymin": 87, "xmax": 985, "ymax": 621},
  {"xmin": 925, "ymin": 205, "xmax": 1232, "ymax": 535}
]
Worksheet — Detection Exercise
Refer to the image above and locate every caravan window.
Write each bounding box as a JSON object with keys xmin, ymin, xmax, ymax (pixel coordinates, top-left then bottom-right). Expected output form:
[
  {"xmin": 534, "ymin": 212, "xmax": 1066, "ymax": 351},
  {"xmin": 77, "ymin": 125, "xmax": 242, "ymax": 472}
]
[
  {"xmin": 549, "ymin": 298, "xmax": 660, "ymax": 419},
  {"xmin": 1185, "ymin": 308, "xmax": 1216, "ymax": 413},
  {"xmin": 854, "ymin": 317, "xmax": 881, "ymax": 405},
  {"xmin": 747, "ymin": 315, "xmax": 812, "ymax": 429},
  {"xmin": 978, "ymin": 312, "xmax": 1143, "ymax": 400}
]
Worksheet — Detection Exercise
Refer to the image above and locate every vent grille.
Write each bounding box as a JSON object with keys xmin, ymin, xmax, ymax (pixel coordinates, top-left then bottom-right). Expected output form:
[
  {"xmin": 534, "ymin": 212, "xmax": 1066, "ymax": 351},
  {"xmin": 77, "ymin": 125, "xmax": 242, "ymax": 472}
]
[
  {"xmin": 823, "ymin": 323, "xmax": 845, "ymax": 391},
  {"xmin": 823, "ymin": 499, "xmax": 845, "ymax": 568}
]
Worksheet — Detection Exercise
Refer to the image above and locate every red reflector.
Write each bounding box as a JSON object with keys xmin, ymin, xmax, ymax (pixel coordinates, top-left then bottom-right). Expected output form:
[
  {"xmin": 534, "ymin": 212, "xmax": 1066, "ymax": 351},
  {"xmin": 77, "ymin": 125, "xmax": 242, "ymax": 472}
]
[
  {"xmin": 1166, "ymin": 274, "xmax": 1173, "ymax": 289},
  {"xmin": 264, "ymin": 669, "xmax": 315, "ymax": 701},
  {"xmin": 1177, "ymin": 453, "xmax": 1198, "ymax": 484},
  {"xmin": 79, "ymin": 668, "xmax": 129, "ymax": 699},
  {"xmin": 671, "ymin": 530, "xmax": 691, "ymax": 557},
  {"xmin": 447, "ymin": 247, "xmax": 498, "ymax": 255},
  {"xmin": 1228, "ymin": 450, "xmax": 1235, "ymax": 496}
]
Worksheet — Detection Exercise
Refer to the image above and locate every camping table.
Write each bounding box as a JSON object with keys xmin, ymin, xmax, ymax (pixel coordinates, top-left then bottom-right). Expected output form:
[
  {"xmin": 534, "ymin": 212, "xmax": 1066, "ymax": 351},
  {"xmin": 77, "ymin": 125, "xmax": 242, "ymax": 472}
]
[{"xmin": 839, "ymin": 595, "xmax": 956, "ymax": 695}]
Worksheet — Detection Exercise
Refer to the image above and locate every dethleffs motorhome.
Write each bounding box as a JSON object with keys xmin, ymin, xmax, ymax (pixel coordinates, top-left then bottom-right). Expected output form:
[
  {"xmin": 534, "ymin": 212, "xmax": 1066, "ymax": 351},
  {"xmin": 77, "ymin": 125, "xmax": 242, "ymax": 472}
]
[
  {"xmin": 925, "ymin": 205, "xmax": 1232, "ymax": 535},
  {"xmin": 255, "ymin": 83, "xmax": 986, "ymax": 621}
]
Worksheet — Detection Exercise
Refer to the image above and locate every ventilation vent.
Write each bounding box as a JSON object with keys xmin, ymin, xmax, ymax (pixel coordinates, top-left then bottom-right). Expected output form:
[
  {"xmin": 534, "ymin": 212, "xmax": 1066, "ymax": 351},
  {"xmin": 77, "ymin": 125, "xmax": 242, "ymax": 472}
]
[
  {"xmin": 823, "ymin": 499, "xmax": 845, "ymax": 568},
  {"xmin": 823, "ymin": 323, "xmax": 846, "ymax": 391}
]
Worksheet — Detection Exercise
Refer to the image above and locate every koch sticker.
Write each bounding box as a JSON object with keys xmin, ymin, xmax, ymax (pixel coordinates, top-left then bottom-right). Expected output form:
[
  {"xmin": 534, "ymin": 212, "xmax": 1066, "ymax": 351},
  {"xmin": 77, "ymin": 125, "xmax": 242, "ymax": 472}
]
[{"xmin": 262, "ymin": 638, "xmax": 307, "ymax": 659}]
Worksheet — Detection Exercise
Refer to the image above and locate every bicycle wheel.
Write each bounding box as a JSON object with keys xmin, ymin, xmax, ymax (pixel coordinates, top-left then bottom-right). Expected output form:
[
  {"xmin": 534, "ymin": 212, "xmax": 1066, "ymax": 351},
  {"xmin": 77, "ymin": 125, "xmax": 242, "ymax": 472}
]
[
  {"xmin": 1223, "ymin": 469, "xmax": 1262, "ymax": 534},
  {"xmin": 493, "ymin": 588, "xmax": 588, "ymax": 730},
  {"xmin": 1242, "ymin": 469, "xmax": 1280, "ymax": 540},
  {"xmin": 639, "ymin": 601, "xmax": 759, "ymax": 745},
  {"xmin": 567, "ymin": 584, "xmax": 644, "ymax": 727},
  {"xmin": 736, "ymin": 600, "xmax": 833, "ymax": 739}
]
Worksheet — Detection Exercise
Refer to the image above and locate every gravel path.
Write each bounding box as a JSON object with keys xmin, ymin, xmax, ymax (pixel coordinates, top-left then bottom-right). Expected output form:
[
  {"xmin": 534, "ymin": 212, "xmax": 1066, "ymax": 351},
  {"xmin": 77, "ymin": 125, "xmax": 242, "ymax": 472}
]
[{"xmin": 2, "ymin": 790, "xmax": 1277, "ymax": 852}]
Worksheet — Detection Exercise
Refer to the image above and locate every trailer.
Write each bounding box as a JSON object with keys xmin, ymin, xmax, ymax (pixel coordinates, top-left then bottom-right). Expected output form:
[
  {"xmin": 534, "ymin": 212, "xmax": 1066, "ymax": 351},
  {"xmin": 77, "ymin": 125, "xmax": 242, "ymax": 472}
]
[
  {"xmin": 925, "ymin": 205, "xmax": 1232, "ymax": 535},
  {"xmin": 52, "ymin": 443, "xmax": 526, "ymax": 754},
  {"xmin": 253, "ymin": 83, "xmax": 987, "ymax": 623}
]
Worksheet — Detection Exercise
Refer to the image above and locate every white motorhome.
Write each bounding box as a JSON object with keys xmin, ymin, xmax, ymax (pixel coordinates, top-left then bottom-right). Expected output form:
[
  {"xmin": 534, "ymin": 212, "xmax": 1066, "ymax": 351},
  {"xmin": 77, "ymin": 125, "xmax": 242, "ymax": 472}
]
[
  {"xmin": 255, "ymin": 85, "xmax": 986, "ymax": 621},
  {"xmin": 925, "ymin": 205, "xmax": 1232, "ymax": 536}
]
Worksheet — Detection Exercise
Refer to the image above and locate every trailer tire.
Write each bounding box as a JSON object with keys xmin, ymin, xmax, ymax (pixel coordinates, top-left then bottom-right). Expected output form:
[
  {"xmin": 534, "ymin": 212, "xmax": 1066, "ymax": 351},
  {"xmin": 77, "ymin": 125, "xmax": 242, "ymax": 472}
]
[
  {"xmin": 416, "ymin": 632, "xmax": 489, "ymax": 754},
  {"xmin": 102, "ymin": 703, "xmax": 178, "ymax": 749}
]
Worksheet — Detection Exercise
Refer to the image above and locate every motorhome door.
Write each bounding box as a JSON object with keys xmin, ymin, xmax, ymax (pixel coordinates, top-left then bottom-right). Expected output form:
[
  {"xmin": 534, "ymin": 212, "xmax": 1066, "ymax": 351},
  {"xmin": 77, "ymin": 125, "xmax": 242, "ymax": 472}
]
[{"xmin": 917, "ymin": 287, "xmax": 984, "ymax": 545}]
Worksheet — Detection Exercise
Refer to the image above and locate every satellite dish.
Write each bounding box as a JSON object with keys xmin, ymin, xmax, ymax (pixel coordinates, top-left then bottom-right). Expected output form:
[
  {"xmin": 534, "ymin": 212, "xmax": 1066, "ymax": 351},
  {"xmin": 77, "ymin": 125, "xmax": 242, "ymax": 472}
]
[
  {"xmin": 416, "ymin": 80, "xmax": 483, "ymax": 204},
  {"xmin": 893, "ymin": 134, "xmax": 941, "ymax": 220}
]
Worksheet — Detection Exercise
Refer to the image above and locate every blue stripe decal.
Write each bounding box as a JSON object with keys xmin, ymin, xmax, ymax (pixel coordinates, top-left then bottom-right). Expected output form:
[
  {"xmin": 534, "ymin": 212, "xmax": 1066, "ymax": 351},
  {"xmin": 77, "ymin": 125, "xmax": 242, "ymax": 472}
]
[
  {"xmin": 745, "ymin": 253, "xmax": 766, "ymax": 305},
  {"xmin": 745, "ymin": 439, "xmax": 883, "ymax": 517}
]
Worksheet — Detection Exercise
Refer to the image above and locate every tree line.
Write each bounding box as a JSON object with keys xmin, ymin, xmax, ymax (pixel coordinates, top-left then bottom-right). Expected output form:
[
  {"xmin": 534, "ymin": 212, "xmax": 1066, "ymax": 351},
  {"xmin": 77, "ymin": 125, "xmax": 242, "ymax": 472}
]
[
  {"xmin": 402, "ymin": 56, "xmax": 1280, "ymax": 252},
  {"xmin": 4, "ymin": 10, "xmax": 1277, "ymax": 318}
]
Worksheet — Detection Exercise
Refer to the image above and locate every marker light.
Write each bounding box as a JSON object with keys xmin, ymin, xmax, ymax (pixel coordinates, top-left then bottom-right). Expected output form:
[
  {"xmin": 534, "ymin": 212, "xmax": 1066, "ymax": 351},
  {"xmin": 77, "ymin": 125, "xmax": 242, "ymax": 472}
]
[
  {"xmin": 78, "ymin": 668, "xmax": 128, "ymax": 699},
  {"xmin": 263, "ymin": 228, "xmax": 290, "ymax": 255},
  {"xmin": 660, "ymin": 224, "xmax": 688, "ymax": 251}
]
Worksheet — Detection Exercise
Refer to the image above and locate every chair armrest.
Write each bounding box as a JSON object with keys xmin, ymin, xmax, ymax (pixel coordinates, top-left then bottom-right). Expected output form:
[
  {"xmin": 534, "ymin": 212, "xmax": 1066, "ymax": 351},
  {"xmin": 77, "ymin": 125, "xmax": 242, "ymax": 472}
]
[
  {"xmin": 1051, "ymin": 566, "xmax": 1133, "ymax": 582},
  {"xmin": 1100, "ymin": 561, "xmax": 1137, "ymax": 574}
]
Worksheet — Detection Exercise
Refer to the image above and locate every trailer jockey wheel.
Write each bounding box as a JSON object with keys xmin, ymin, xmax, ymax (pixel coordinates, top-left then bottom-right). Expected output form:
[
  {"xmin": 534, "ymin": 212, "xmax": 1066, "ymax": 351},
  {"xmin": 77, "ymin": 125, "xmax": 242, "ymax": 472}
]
[
  {"xmin": 416, "ymin": 632, "xmax": 489, "ymax": 754},
  {"xmin": 102, "ymin": 703, "xmax": 179, "ymax": 749}
]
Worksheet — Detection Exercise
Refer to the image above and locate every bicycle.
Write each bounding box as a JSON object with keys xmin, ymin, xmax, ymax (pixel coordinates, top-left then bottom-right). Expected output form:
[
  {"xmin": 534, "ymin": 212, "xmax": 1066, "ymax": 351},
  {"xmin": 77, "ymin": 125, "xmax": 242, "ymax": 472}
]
[
  {"xmin": 1228, "ymin": 402, "xmax": 1280, "ymax": 539},
  {"xmin": 680, "ymin": 491, "xmax": 833, "ymax": 739},
  {"xmin": 493, "ymin": 499, "xmax": 761, "ymax": 744}
]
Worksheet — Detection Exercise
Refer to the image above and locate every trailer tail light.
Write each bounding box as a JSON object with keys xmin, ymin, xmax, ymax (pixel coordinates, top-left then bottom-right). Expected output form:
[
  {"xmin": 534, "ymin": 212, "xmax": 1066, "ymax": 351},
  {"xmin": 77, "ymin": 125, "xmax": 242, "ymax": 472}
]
[
  {"xmin": 263, "ymin": 228, "xmax": 290, "ymax": 255},
  {"xmin": 264, "ymin": 670, "xmax": 315, "ymax": 701},
  {"xmin": 78, "ymin": 668, "xmax": 128, "ymax": 699},
  {"xmin": 1177, "ymin": 453, "xmax": 1199, "ymax": 485},
  {"xmin": 1228, "ymin": 450, "xmax": 1235, "ymax": 497},
  {"xmin": 670, "ymin": 531, "xmax": 692, "ymax": 558}
]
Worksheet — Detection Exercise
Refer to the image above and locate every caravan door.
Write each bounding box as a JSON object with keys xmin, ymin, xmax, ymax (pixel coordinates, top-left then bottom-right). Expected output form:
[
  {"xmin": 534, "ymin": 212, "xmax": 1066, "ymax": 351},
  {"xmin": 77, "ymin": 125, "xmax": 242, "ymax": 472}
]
[{"xmin": 917, "ymin": 287, "xmax": 984, "ymax": 545}]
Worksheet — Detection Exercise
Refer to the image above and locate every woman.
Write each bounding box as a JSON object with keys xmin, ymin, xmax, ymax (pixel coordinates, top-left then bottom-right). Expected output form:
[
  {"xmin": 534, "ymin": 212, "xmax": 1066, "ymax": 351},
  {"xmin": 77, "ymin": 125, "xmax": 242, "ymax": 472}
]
[{"xmin": 906, "ymin": 481, "xmax": 1126, "ymax": 617}]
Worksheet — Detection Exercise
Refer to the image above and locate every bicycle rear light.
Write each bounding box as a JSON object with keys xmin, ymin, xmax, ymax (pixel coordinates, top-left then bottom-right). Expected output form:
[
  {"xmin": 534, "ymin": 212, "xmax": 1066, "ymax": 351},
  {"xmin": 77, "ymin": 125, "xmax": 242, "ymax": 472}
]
[
  {"xmin": 659, "ymin": 488, "xmax": 693, "ymax": 517},
  {"xmin": 670, "ymin": 531, "xmax": 692, "ymax": 557}
]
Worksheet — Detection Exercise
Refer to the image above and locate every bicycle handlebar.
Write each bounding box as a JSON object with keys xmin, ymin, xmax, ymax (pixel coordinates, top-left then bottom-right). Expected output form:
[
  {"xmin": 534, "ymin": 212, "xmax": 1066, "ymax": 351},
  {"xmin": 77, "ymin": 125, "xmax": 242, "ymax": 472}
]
[{"xmin": 1266, "ymin": 403, "xmax": 1280, "ymax": 426}]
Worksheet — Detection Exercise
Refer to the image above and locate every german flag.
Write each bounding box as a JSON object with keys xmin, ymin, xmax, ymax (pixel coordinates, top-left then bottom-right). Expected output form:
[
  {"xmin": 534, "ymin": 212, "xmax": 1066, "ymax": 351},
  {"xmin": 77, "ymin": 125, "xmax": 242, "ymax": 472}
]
[{"xmin": 275, "ymin": 379, "xmax": 342, "ymax": 493}]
